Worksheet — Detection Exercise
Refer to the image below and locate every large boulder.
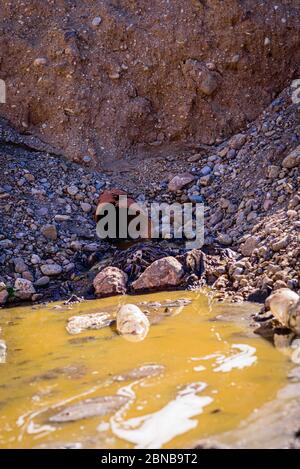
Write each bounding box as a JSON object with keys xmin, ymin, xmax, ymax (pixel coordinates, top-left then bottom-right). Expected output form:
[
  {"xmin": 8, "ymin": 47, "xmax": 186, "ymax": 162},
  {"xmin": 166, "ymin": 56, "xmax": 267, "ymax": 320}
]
[
  {"xmin": 131, "ymin": 256, "xmax": 184, "ymax": 292},
  {"xmin": 93, "ymin": 267, "xmax": 127, "ymax": 297}
]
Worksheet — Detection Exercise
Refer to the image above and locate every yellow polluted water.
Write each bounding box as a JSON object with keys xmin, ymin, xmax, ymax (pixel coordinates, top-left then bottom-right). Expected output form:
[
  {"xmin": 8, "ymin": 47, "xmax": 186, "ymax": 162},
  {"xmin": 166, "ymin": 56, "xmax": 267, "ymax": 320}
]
[{"xmin": 0, "ymin": 291, "xmax": 289, "ymax": 449}]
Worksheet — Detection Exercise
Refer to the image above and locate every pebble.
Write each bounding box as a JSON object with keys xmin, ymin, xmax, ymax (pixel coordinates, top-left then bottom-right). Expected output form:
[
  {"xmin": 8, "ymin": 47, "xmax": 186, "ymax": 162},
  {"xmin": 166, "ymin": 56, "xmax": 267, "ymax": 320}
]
[
  {"xmin": 116, "ymin": 304, "xmax": 150, "ymax": 342},
  {"xmin": 14, "ymin": 278, "xmax": 36, "ymax": 300},
  {"xmin": 40, "ymin": 264, "xmax": 62, "ymax": 276},
  {"xmin": 35, "ymin": 276, "xmax": 50, "ymax": 287},
  {"xmin": 14, "ymin": 257, "xmax": 28, "ymax": 273},
  {"xmin": 80, "ymin": 202, "xmax": 92, "ymax": 213}
]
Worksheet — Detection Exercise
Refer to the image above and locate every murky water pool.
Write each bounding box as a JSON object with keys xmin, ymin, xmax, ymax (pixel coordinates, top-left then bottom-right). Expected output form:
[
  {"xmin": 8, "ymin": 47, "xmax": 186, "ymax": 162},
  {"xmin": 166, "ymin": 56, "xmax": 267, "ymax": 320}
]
[{"xmin": 0, "ymin": 291, "xmax": 289, "ymax": 449}]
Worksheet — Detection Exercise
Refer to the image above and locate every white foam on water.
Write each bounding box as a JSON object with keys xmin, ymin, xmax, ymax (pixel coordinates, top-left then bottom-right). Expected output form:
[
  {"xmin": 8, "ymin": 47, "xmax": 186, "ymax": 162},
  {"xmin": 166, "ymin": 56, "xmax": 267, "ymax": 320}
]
[
  {"xmin": 213, "ymin": 344, "xmax": 257, "ymax": 373},
  {"xmin": 110, "ymin": 381, "xmax": 213, "ymax": 449}
]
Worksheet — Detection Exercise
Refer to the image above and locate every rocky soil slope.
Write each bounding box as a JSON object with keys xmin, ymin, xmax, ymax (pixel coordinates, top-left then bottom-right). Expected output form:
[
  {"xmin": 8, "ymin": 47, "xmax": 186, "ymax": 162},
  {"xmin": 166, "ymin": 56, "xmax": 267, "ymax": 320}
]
[{"xmin": 0, "ymin": 0, "xmax": 300, "ymax": 167}]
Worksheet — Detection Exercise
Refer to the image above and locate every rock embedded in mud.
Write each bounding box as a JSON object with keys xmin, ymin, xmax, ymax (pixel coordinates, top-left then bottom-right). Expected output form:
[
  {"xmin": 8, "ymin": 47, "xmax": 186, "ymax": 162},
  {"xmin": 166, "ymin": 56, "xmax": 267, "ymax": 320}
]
[
  {"xmin": 14, "ymin": 257, "xmax": 28, "ymax": 273},
  {"xmin": 49, "ymin": 395, "xmax": 129, "ymax": 423},
  {"xmin": 93, "ymin": 267, "xmax": 127, "ymax": 297},
  {"xmin": 168, "ymin": 173, "xmax": 194, "ymax": 192},
  {"xmin": 282, "ymin": 146, "xmax": 300, "ymax": 169},
  {"xmin": 92, "ymin": 16, "xmax": 102, "ymax": 27},
  {"xmin": 131, "ymin": 256, "xmax": 184, "ymax": 292},
  {"xmin": 14, "ymin": 278, "xmax": 35, "ymax": 300},
  {"xmin": 66, "ymin": 312, "xmax": 114, "ymax": 335},
  {"xmin": 116, "ymin": 304, "xmax": 150, "ymax": 342},
  {"xmin": 40, "ymin": 264, "xmax": 62, "ymax": 276}
]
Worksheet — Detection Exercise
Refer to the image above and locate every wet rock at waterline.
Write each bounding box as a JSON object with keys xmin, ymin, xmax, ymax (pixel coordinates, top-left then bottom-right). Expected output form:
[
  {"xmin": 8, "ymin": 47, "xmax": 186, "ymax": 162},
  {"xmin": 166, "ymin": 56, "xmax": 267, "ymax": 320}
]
[
  {"xmin": 116, "ymin": 304, "xmax": 150, "ymax": 342},
  {"xmin": 93, "ymin": 267, "xmax": 128, "ymax": 297},
  {"xmin": 131, "ymin": 257, "xmax": 184, "ymax": 292},
  {"xmin": 266, "ymin": 288, "xmax": 300, "ymax": 335},
  {"xmin": 66, "ymin": 312, "xmax": 115, "ymax": 335},
  {"xmin": 49, "ymin": 395, "xmax": 129, "ymax": 423},
  {"xmin": 0, "ymin": 340, "xmax": 7, "ymax": 364}
]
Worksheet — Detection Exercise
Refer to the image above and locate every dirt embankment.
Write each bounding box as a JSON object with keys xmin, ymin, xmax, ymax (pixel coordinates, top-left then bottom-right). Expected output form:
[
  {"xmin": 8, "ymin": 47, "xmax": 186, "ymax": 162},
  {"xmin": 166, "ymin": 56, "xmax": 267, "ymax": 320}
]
[{"xmin": 0, "ymin": 0, "xmax": 300, "ymax": 168}]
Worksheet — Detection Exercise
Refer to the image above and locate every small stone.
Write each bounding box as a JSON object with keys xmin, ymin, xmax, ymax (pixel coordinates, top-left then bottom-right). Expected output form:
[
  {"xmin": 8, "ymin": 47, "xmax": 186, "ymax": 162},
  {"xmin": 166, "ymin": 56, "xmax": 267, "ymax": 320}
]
[
  {"xmin": 282, "ymin": 146, "xmax": 300, "ymax": 169},
  {"xmin": 35, "ymin": 276, "xmax": 50, "ymax": 287},
  {"xmin": 67, "ymin": 312, "xmax": 114, "ymax": 335},
  {"xmin": 199, "ymin": 70, "xmax": 219, "ymax": 96},
  {"xmin": 241, "ymin": 236, "xmax": 260, "ymax": 257},
  {"xmin": 31, "ymin": 254, "xmax": 41, "ymax": 265},
  {"xmin": 0, "ymin": 340, "xmax": 7, "ymax": 364},
  {"xmin": 188, "ymin": 154, "xmax": 202, "ymax": 163},
  {"xmin": 132, "ymin": 257, "xmax": 184, "ymax": 291},
  {"xmin": 14, "ymin": 278, "xmax": 35, "ymax": 300},
  {"xmin": 271, "ymin": 236, "xmax": 289, "ymax": 252},
  {"xmin": 229, "ymin": 133, "xmax": 246, "ymax": 150},
  {"xmin": 41, "ymin": 224, "xmax": 57, "ymax": 241},
  {"xmin": 80, "ymin": 202, "xmax": 92, "ymax": 213},
  {"xmin": 33, "ymin": 57, "xmax": 47, "ymax": 66},
  {"xmin": 22, "ymin": 271, "xmax": 34, "ymax": 282},
  {"xmin": 40, "ymin": 264, "xmax": 62, "ymax": 276},
  {"xmin": 287, "ymin": 210, "xmax": 297, "ymax": 219},
  {"xmin": 116, "ymin": 304, "xmax": 150, "ymax": 342},
  {"xmin": 92, "ymin": 16, "xmax": 102, "ymax": 27},
  {"xmin": 217, "ymin": 233, "xmax": 233, "ymax": 246},
  {"xmin": 82, "ymin": 155, "xmax": 92, "ymax": 163},
  {"xmin": 168, "ymin": 173, "xmax": 194, "ymax": 192},
  {"xmin": 0, "ymin": 239, "xmax": 13, "ymax": 249},
  {"xmin": 64, "ymin": 263, "xmax": 75, "ymax": 273},
  {"xmin": 93, "ymin": 267, "xmax": 127, "ymax": 297},
  {"xmin": 198, "ymin": 175, "xmax": 211, "ymax": 186}
]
